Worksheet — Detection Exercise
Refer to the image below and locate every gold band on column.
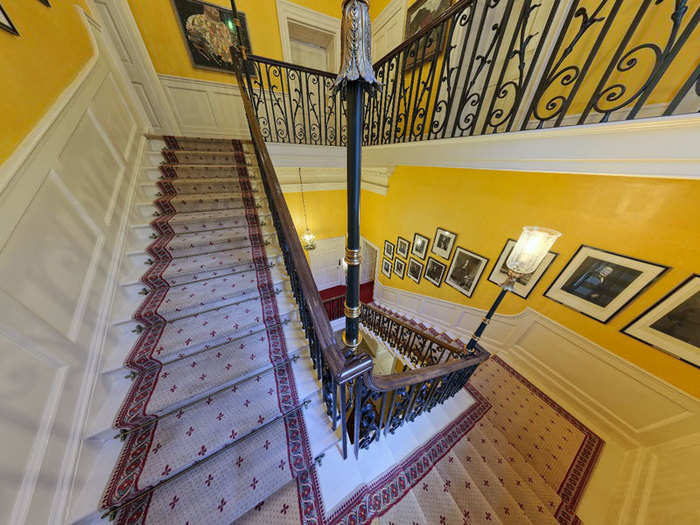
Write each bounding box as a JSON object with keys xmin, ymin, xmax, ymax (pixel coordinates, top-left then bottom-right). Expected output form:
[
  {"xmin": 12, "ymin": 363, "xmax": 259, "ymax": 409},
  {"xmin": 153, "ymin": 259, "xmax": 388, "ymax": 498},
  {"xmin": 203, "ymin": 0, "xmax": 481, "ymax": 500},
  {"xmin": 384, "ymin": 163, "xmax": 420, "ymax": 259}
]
[
  {"xmin": 344, "ymin": 302, "xmax": 361, "ymax": 319},
  {"xmin": 342, "ymin": 330, "xmax": 363, "ymax": 349},
  {"xmin": 344, "ymin": 247, "xmax": 361, "ymax": 266}
]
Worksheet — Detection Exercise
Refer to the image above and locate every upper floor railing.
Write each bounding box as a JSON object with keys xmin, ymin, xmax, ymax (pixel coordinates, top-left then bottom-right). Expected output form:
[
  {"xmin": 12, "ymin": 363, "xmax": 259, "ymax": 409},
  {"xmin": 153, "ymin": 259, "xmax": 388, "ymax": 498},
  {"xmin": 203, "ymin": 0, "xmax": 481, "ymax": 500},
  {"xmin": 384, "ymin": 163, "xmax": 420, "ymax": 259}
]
[{"xmin": 241, "ymin": 0, "xmax": 699, "ymax": 146}]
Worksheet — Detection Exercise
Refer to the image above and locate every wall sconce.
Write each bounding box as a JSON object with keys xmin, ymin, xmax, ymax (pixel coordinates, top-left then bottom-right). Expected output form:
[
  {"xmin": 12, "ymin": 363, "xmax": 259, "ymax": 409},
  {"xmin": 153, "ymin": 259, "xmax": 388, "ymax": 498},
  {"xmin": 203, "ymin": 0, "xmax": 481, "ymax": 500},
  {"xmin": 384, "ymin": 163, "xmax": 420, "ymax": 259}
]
[{"xmin": 467, "ymin": 226, "xmax": 561, "ymax": 350}]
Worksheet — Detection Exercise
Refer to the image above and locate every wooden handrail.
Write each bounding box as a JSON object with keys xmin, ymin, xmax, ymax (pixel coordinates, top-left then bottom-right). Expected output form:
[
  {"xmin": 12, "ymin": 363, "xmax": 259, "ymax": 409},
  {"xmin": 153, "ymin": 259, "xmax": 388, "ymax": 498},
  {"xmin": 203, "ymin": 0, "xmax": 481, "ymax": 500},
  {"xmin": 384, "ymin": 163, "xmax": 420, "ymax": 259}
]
[
  {"xmin": 231, "ymin": 53, "xmax": 370, "ymax": 383},
  {"xmin": 248, "ymin": 53, "xmax": 337, "ymax": 78},
  {"xmin": 366, "ymin": 353, "xmax": 487, "ymax": 391}
]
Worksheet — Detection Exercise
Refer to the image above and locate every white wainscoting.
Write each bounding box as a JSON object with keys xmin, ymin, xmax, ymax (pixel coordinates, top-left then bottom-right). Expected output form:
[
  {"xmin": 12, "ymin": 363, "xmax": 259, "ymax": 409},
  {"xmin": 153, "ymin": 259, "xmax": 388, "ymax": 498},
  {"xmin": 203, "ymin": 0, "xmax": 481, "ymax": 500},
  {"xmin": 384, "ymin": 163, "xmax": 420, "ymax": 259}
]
[
  {"xmin": 373, "ymin": 280, "xmax": 700, "ymax": 449},
  {"xmin": 373, "ymin": 281, "xmax": 700, "ymax": 523},
  {"xmin": 158, "ymin": 74, "xmax": 250, "ymax": 138},
  {"xmin": 0, "ymin": 11, "xmax": 146, "ymax": 525}
]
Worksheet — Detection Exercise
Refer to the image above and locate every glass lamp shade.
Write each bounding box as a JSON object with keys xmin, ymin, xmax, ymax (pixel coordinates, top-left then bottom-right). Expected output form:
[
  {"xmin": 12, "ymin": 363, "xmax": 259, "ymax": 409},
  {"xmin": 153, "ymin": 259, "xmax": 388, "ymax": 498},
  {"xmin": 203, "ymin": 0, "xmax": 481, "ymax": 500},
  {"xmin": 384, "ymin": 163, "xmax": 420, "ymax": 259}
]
[
  {"xmin": 506, "ymin": 226, "xmax": 561, "ymax": 275},
  {"xmin": 301, "ymin": 228, "xmax": 316, "ymax": 250}
]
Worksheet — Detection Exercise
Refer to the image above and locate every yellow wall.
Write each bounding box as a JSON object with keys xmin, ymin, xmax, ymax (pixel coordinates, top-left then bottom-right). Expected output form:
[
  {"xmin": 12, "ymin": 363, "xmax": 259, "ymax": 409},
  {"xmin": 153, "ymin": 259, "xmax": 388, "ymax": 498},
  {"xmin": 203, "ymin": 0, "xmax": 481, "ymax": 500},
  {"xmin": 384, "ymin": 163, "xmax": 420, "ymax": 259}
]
[
  {"xmin": 126, "ymin": 0, "xmax": 345, "ymax": 84},
  {"xmin": 0, "ymin": 0, "xmax": 92, "ymax": 163},
  {"xmin": 361, "ymin": 167, "xmax": 700, "ymax": 397},
  {"xmin": 284, "ymin": 189, "xmax": 347, "ymax": 241}
]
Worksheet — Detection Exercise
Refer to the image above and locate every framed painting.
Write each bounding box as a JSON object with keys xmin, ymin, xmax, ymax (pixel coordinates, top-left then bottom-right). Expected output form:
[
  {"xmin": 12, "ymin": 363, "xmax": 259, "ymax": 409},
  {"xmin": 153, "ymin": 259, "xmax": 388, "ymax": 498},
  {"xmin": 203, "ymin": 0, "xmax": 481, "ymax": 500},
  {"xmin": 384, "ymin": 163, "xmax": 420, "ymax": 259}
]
[
  {"xmin": 445, "ymin": 247, "xmax": 489, "ymax": 298},
  {"xmin": 171, "ymin": 0, "xmax": 253, "ymax": 75},
  {"xmin": 431, "ymin": 227, "xmax": 457, "ymax": 260},
  {"xmin": 412, "ymin": 233, "xmax": 430, "ymax": 260},
  {"xmin": 404, "ymin": 0, "xmax": 453, "ymax": 69},
  {"xmin": 623, "ymin": 275, "xmax": 700, "ymax": 367},
  {"xmin": 397, "ymin": 236, "xmax": 410, "ymax": 259},
  {"xmin": 545, "ymin": 245, "xmax": 668, "ymax": 324},
  {"xmin": 488, "ymin": 238, "xmax": 558, "ymax": 299},
  {"xmin": 424, "ymin": 257, "xmax": 446, "ymax": 287},
  {"xmin": 407, "ymin": 258, "xmax": 424, "ymax": 284},
  {"xmin": 0, "ymin": 3, "xmax": 18, "ymax": 35},
  {"xmin": 394, "ymin": 258, "xmax": 406, "ymax": 279},
  {"xmin": 384, "ymin": 240, "xmax": 395, "ymax": 260},
  {"xmin": 381, "ymin": 257, "xmax": 393, "ymax": 279}
]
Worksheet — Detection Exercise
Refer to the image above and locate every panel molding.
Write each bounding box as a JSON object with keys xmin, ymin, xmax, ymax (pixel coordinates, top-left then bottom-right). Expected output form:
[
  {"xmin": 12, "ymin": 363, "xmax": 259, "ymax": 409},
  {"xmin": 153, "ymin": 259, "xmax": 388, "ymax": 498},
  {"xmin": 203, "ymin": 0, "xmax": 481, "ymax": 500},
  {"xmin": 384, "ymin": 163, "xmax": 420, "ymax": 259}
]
[
  {"xmin": 373, "ymin": 280, "xmax": 700, "ymax": 449},
  {"xmin": 158, "ymin": 74, "xmax": 250, "ymax": 138},
  {"xmin": 0, "ymin": 9, "xmax": 148, "ymax": 525}
]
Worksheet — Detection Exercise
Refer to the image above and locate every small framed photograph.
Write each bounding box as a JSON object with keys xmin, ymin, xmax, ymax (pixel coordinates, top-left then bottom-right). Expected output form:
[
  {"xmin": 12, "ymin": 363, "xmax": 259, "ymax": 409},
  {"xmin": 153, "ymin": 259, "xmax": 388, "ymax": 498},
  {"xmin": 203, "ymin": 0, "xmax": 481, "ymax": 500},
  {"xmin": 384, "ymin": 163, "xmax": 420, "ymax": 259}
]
[
  {"xmin": 488, "ymin": 238, "xmax": 558, "ymax": 299},
  {"xmin": 407, "ymin": 258, "xmax": 424, "ymax": 284},
  {"xmin": 396, "ymin": 236, "xmax": 410, "ymax": 258},
  {"xmin": 384, "ymin": 240, "xmax": 395, "ymax": 260},
  {"xmin": 424, "ymin": 257, "xmax": 446, "ymax": 287},
  {"xmin": 0, "ymin": 3, "xmax": 19, "ymax": 35},
  {"xmin": 412, "ymin": 233, "xmax": 430, "ymax": 259},
  {"xmin": 445, "ymin": 247, "xmax": 489, "ymax": 298},
  {"xmin": 622, "ymin": 275, "xmax": 699, "ymax": 367},
  {"xmin": 545, "ymin": 245, "xmax": 668, "ymax": 324},
  {"xmin": 394, "ymin": 258, "xmax": 406, "ymax": 279},
  {"xmin": 381, "ymin": 257, "xmax": 393, "ymax": 279},
  {"xmin": 431, "ymin": 227, "xmax": 457, "ymax": 259}
]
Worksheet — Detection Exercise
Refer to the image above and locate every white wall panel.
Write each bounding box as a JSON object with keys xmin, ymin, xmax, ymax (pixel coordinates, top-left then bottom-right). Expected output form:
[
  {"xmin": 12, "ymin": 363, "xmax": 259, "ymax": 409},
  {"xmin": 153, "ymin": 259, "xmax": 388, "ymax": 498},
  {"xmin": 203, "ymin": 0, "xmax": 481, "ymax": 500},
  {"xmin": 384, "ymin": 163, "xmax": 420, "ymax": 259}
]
[{"xmin": 0, "ymin": 11, "xmax": 146, "ymax": 525}]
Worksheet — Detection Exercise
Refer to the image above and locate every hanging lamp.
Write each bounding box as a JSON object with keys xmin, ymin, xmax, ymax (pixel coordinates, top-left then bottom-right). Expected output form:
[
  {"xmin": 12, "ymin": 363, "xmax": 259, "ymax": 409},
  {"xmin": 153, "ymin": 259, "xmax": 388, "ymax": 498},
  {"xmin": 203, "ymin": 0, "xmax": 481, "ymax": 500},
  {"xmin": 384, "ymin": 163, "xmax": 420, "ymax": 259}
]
[{"xmin": 298, "ymin": 168, "xmax": 316, "ymax": 250}]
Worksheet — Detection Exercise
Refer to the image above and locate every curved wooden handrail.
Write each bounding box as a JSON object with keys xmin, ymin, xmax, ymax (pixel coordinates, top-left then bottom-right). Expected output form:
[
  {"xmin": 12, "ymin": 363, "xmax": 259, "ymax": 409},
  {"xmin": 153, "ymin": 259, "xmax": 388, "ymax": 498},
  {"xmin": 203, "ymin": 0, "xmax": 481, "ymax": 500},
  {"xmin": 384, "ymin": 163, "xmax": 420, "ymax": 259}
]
[
  {"xmin": 365, "ymin": 352, "xmax": 487, "ymax": 391},
  {"xmin": 232, "ymin": 54, "xmax": 370, "ymax": 382},
  {"xmin": 248, "ymin": 54, "xmax": 337, "ymax": 78}
]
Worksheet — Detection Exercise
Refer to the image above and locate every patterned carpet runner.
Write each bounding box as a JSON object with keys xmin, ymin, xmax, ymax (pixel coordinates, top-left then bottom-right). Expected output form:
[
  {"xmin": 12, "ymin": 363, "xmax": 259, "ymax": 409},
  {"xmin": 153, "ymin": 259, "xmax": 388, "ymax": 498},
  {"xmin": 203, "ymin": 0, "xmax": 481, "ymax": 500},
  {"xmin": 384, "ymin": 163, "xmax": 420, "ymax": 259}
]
[
  {"xmin": 100, "ymin": 135, "xmax": 602, "ymax": 525},
  {"xmin": 100, "ymin": 137, "xmax": 325, "ymax": 524}
]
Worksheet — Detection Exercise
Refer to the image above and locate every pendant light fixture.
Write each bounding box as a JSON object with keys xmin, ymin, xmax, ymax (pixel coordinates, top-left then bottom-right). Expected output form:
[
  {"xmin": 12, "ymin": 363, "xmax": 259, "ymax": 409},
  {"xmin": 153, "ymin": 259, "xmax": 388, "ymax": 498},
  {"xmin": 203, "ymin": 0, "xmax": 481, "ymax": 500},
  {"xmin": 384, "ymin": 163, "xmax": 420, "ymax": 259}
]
[{"xmin": 298, "ymin": 168, "xmax": 316, "ymax": 250}]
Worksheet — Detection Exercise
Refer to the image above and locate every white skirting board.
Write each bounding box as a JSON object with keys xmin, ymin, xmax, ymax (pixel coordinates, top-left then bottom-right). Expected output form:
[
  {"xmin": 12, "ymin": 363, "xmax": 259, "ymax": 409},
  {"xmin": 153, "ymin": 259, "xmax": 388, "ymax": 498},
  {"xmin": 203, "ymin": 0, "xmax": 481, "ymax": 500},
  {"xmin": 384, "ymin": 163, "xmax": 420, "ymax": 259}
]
[{"xmin": 0, "ymin": 10, "xmax": 147, "ymax": 525}]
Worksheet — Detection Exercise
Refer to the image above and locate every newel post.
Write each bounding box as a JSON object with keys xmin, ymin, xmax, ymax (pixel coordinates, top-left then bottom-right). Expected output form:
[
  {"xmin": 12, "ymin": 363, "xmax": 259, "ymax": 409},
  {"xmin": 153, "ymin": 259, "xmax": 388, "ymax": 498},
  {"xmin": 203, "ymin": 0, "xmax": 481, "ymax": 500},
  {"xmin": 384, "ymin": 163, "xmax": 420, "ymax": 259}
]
[{"xmin": 335, "ymin": 0, "xmax": 380, "ymax": 354}]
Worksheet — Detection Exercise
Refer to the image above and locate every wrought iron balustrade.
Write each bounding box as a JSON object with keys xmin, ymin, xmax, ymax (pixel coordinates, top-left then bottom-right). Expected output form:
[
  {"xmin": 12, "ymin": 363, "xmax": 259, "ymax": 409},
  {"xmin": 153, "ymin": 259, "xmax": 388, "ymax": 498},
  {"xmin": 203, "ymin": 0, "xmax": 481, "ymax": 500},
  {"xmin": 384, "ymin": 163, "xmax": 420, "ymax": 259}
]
[
  {"xmin": 238, "ymin": 0, "xmax": 699, "ymax": 146},
  {"xmin": 360, "ymin": 302, "xmax": 475, "ymax": 367},
  {"xmin": 243, "ymin": 55, "xmax": 347, "ymax": 146}
]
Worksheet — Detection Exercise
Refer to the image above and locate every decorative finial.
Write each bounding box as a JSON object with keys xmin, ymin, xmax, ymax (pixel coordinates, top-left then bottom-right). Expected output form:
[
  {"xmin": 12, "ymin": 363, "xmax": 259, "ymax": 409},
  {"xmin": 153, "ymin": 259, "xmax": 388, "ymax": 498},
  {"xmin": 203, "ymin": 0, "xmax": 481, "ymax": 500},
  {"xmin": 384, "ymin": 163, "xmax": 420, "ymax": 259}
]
[{"xmin": 334, "ymin": 0, "xmax": 381, "ymax": 92}]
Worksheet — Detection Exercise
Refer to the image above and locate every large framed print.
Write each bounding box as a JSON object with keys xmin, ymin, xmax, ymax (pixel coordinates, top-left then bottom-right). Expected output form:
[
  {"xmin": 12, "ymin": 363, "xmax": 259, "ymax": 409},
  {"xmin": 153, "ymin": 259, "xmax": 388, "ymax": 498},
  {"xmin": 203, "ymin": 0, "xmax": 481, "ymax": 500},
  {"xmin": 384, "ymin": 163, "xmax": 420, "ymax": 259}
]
[
  {"xmin": 488, "ymin": 239, "xmax": 558, "ymax": 299},
  {"xmin": 445, "ymin": 247, "xmax": 489, "ymax": 298},
  {"xmin": 424, "ymin": 257, "xmax": 446, "ymax": 287},
  {"xmin": 381, "ymin": 258, "xmax": 393, "ymax": 279},
  {"xmin": 171, "ymin": 0, "xmax": 252, "ymax": 75},
  {"xmin": 412, "ymin": 233, "xmax": 430, "ymax": 259},
  {"xmin": 0, "ymin": 3, "xmax": 18, "ymax": 35},
  {"xmin": 623, "ymin": 275, "xmax": 700, "ymax": 367},
  {"xmin": 545, "ymin": 245, "xmax": 668, "ymax": 324},
  {"xmin": 431, "ymin": 227, "xmax": 457, "ymax": 259}
]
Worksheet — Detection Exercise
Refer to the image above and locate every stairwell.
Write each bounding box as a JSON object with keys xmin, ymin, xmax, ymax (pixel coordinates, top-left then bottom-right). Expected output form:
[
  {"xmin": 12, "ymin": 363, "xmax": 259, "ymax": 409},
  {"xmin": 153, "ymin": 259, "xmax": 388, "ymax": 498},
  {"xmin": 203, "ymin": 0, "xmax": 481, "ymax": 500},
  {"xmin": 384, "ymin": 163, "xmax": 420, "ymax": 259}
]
[{"xmin": 68, "ymin": 131, "xmax": 603, "ymax": 523}]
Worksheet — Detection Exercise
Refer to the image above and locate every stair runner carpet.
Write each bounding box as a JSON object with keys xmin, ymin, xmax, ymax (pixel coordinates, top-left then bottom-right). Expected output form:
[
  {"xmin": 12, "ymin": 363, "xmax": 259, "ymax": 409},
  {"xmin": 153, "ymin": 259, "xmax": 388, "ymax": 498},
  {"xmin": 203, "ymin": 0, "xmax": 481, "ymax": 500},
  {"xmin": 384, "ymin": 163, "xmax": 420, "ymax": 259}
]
[
  {"xmin": 231, "ymin": 356, "xmax": 602, "ymax": 525},
  {"xmin": 100, "ymin": 136, "xmax": 334, "ymax": 525},
  {"xmin": 100, "ymin": 135, "xmax": 602, "ymax": 525}
]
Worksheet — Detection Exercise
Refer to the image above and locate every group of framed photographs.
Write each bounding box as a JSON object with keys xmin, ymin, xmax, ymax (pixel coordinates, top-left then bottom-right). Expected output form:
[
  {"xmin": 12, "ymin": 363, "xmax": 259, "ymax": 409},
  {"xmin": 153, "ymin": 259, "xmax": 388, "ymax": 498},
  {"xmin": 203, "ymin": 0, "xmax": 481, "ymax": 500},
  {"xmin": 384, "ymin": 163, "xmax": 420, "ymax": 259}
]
[
  {"xmin": 383, "ymin": 227, "xmax": 489, "ymax": 299},
  {"xmin": 382, "ymin": 229, "xmax": 698, "ymax": 367}
]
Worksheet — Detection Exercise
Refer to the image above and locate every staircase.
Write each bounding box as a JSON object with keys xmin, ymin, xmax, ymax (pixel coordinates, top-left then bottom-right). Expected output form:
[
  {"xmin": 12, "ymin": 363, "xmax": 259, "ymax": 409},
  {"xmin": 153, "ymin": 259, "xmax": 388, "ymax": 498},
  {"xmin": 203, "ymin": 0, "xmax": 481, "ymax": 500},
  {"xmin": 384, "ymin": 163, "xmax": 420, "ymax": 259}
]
[
  {"xmin": 70, "ymin": 132, "xmax": 602, "ymax": 525},
  {"xmin": 74, "ymin": 135, "xmax": 338, "ymax": 524}
]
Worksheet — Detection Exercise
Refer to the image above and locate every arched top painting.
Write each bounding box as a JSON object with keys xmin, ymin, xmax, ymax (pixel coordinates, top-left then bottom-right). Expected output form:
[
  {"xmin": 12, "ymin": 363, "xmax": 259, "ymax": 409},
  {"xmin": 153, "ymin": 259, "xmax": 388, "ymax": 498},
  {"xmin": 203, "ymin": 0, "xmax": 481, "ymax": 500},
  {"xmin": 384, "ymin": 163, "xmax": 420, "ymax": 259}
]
[{"xmin": 171, "ymin": 0, "xmax": 252, "ymax": 74}]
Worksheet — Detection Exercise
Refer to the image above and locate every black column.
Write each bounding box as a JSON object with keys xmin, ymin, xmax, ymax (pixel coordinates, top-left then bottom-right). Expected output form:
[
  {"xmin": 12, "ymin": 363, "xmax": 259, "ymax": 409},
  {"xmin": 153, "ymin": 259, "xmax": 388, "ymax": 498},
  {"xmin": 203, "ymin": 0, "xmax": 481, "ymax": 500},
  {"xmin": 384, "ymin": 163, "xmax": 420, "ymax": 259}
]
[{"xmin": 344, "ymin": 82, "xmax": 363, "ymax": 347}]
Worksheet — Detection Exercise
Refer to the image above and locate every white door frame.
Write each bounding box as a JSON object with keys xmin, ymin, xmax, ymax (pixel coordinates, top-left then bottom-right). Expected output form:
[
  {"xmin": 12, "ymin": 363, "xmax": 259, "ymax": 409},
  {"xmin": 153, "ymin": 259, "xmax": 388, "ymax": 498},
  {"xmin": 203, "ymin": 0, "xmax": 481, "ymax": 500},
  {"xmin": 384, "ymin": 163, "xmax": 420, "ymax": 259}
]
[{"xmin": 276, "ymin": 0, "xmax": 341, "ymax": 71}]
